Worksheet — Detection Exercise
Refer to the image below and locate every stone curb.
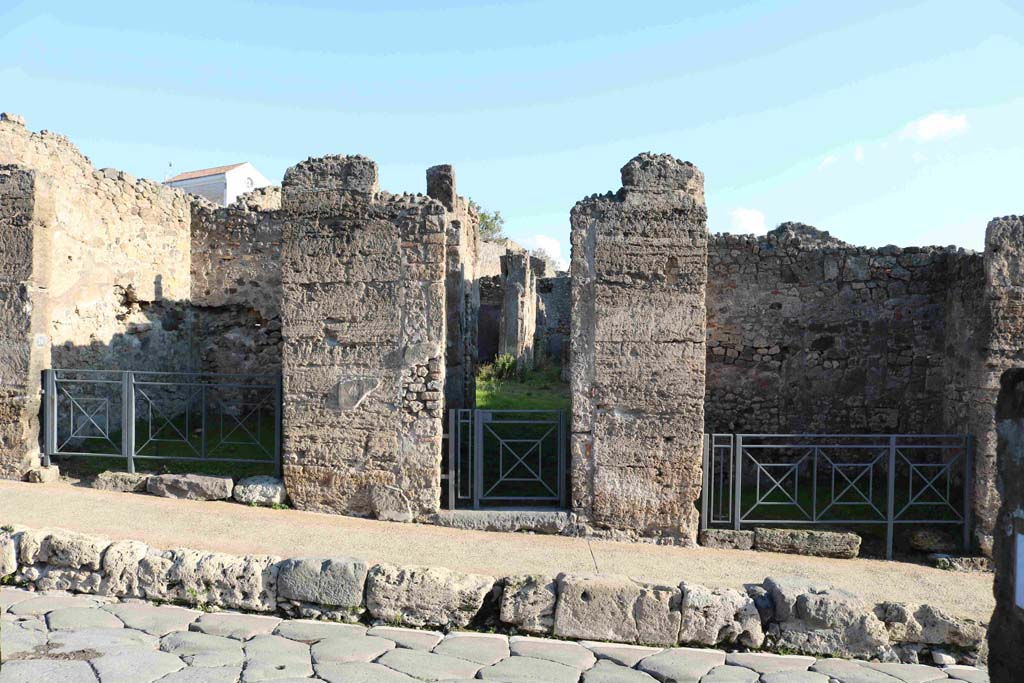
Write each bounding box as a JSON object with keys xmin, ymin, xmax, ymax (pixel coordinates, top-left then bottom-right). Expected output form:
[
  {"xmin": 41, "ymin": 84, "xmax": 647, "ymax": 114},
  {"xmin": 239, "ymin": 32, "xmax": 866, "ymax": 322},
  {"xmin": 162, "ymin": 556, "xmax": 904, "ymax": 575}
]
[{"xmin": 0, "ymin": 524, "xmax": 988, "ymax": 666}]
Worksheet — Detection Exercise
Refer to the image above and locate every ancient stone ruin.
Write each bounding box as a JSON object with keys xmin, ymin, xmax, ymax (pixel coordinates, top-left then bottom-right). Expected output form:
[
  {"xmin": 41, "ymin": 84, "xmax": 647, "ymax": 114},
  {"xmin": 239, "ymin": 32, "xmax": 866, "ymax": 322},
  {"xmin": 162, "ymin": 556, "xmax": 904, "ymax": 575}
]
[{"xmin": 0, "ymin": 113, "xmax": 1020, "ymax": 553}]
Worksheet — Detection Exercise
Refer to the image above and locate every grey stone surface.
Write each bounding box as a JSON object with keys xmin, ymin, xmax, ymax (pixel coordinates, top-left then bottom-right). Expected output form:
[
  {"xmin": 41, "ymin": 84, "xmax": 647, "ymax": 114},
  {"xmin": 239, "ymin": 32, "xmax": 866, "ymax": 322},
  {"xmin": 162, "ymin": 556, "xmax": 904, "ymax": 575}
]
[
  {"xmin": 583, "ymin": 660, "xmax": 659, "ymax": 683},
  {"xmin": 241, "ymin": 635, "xmax": 313, "ymax": 681},
  {"xmin": 580, "ymin": 641, "xmax": 662, "ymax": 667},
  {"xmin": 811, "ymin": 658, "xmax": 905, "ymax": 683},
  {"xmin": 274, "ymin": 619, "xmax": 366, "ymax": 643},
  {"xmin": 232, "ymin": 476, "xmax": 287, "ymax": 506},
  {"xmin": 375, "ymin": 648, "xmax": 482, "ymax": 681},
  {"xmin": 876, "ymin": 602, "xmax": 985, "ymax": 648},
  {"xmin": 315, "ymin": 661, "xmax": 418, "ymax": 683},
  {"xmin": 92, "ymin": 470, "xmax": 150, "ymax": 492},
  {"xmin": 499, "ymin": 573, "xmax": 557, "ymax": 634},
  {"xmin": 8, "ymin": 594, "xmax": 102, "ymax": 615},
  {"xmin": 310, "ymin": 634, "xmax": 395, "ymax": 663},
  {"xmin": 698, "ymin": 529, "xmax": 754, "ymax": 550},
  {"xmin": 554, "ymin": 574, "xmax": 682, "ymax": 646},
  {"xmin": 103, "ymin": 603, "xmax": 200, "ymax": 636},
  {"xmin": 190, "ymin": 612, "xmax": 282, "ymax": 641},
  {"xmin": 275, "ymin": 555, "xmax": 367, "ymax": 608},
  {"xmin": 678, "ymin": 581, "xmax": 763, "ymax": 648},
  {"xmin": 18, "ymin": 528, "xmax": 109, "ymax": 570},
  {"xmin": 366, "ymin": 625, "xmax": 443, "ymax": 651},
  {"xmin": 754, "ymin": 527, "xmax": 861, "ymax": 559},
  {"xmin": 430, "ymin": 510, "xmax": 570, "ymax": 534},
  {"xmin": 25, "ymin": 465, "xmax": 60, "ymax": 483},
  {"xmin": 432, "ymin": 632, "xmax": 509, "ymax": 665},
  {"xmin": 147, "ymin": 474, "xmax": 234, "ymax": 501},
  {"xmin": 636, "ymin": 647, "xmax": 726, "ymax": 683},
  {"xmin": 0, "ymin": 529, "xmax": 18, "ymax": 578},
  {"xmin": 154, "ymin": 666, "xmax": 243, "ymax": 683},
  {"xmin": 942, "ymin": 664, "xmax": 989, "ymax": 682},
  {"xmin": 509, "ymin": 635, "xmax": 596, "ymax": 669},
  {"xmin": 700, "ymin": 665, "xmax": 759, "ymax": 683},
  {"xmin": 759, "ymin": 672, "xmax": 830, "ymax": 683},
  {"xmin": 858, "ymin": 661, "xmax": 951, "ymax": 683},
  {"xmin": 48, "ymin": 626, "xmax": 159, "ymax": 655},
  {"xmin": 0, "ymin": 586, "xmax": 36, "ymax": 611},
  {"xmin": 160, "ymin": 630, "xmax": 245, "ymax": 668},
  {"xmin": 0, "ymin": 660, "xmax": 98, "ymax": 683},
  {"xmin": 0, "ymin": 621, "xmax": 47, "ymax": 659},
  {"xmin": 91, "ymin": 649, "xmax": 185, "ymax": 683},
  {"xmin": 168, "ymin": 548, "xmax": 279, "ymax": 612},
  {"xmin": 46, "ymin": 605, "xmax": 124, "ymax": 630},
  {"xmin": 365, "ymin": 563, "xmax": 495, "ymax": 628},
  {"xmin": 477, "ymin": 654, "xmax": 581, "ymax": 683},
  {"xmin": 724, "ymin": 652, "xmax": 816, "ymax": 673}
]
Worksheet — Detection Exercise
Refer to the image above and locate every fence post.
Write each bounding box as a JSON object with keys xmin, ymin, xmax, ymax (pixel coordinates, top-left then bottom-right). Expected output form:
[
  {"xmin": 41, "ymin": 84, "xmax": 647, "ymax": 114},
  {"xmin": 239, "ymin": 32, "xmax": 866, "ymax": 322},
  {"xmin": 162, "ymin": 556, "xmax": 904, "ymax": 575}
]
[
  {"xmin": 700, "ymin": 434, "xmax": 710, "ymax": 532},
  {"xmin": 447, "ymin": 410, "xmax": 456, "ymax": 511},
  {"xmin": 962, "ymin": 434, "xmax": 974, "ymax": 553},
  {"xmin": 42, "ymin": 369, "xmax": 56, "ymax": 467},
  {"xmin": 274, "ymin": 373, "xmax": 283, "ymax": 479},
  {"xmin": 886, "ymin": 434, "xmax": 897, "ymax": 560},
  {"xmin": 122, "ymin": 371, "xmax": 136, "ymax": 474},
  {"xmin": 472, "ymin": 410, "xmax": 483, "ymax": 510},
  {"xmin": 558, "ymin": 410, "xmax": 568, "ymax": 510},
  {"xmin": 733, "ymin": 434, "xmax": 743, "ymax": 531}
]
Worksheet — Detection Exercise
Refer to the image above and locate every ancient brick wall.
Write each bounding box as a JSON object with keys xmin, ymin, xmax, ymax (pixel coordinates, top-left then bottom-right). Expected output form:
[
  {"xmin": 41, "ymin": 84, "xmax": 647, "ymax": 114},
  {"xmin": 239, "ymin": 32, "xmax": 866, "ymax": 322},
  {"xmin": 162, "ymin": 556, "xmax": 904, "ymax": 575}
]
[
  {"xmin": 705, "ymin": 224, "xmax": 958, "ymax": 435},
  {"xmin": 279, "ymin": 155, "xmax": 448, "ymax": 520},
  {"xmin": 570, "ymin": 153, "xmax": 708, "ymax": 543},
  {"xmin": 189, "ymin": 188, "xmax": 283, "ymax": 378}
]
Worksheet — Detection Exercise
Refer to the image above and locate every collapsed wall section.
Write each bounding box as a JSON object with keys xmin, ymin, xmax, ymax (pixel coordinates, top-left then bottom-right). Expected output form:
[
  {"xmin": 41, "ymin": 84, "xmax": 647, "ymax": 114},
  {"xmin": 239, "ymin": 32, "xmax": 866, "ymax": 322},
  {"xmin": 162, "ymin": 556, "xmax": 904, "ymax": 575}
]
[
  {"xmin": 570, "ymin": 153, "xmax": 708, "ymax": 542},
  {"xmin": 279, "ymin": 156, "xmax": 448, "ymax": 520}
]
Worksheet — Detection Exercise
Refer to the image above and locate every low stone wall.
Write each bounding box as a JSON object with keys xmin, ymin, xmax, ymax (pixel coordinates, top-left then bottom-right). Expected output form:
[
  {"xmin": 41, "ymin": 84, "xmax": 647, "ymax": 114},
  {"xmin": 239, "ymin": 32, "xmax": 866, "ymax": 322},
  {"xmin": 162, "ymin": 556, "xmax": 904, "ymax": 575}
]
[{"xmin": 0, "ymin": 525, "xmax": 987, "ymax": 666}]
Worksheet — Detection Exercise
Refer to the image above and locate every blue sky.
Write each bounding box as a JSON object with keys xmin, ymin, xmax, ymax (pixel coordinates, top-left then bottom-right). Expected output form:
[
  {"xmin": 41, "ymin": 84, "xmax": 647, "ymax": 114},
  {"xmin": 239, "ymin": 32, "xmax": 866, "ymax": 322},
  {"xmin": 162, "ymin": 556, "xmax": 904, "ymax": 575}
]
[{"xmin": 2, "ymin": 0, "xmax": 1021, "ymax": 266}]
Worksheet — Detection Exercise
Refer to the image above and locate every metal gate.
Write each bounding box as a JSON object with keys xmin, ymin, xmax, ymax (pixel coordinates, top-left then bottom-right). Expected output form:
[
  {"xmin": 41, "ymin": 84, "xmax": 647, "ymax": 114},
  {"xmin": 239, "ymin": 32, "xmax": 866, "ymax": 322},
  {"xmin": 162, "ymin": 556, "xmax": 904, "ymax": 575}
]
[
  {"xmin": 42, "ymin": 369, "xmax": 282, "ymax": 474},
  {"xmin": 447, "ymin": 409, "xmax": 567, "ymax": 509},
  {"xmin": 700, "ymin": 433, "xmax": 972, "ymax": 559}
]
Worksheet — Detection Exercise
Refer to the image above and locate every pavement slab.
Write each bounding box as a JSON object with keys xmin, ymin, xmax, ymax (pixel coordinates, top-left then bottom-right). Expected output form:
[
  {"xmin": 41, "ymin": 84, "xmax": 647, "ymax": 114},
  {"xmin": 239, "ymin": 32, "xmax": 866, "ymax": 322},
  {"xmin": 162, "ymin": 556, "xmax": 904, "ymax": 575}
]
[
  {"xmin": 859, "ymin": 661, "xmax": 951, "ymax": 683},
  {"xmin": 509, "ymin": 635, "xmax": 597, "ymax": 669},
  {"xmin": 273, "ymin": 619, "xmax": 366, "ymax": 643},
  {"xmin": 760, "ymin": 672, "xmax": 831, "ymax": 683},
  {"xmin": 241, "ymin": 635, "xmax": 313, "ymax": 682},
  {"xmin": 583, "ymin": 660, "xmax": 660, "ymax": 682},
  {"xmin": 581, "ymin": 641, "xmax": 664, "ymax": 667},
  {"xmin": 725, "ymin": 652, "xmax": 817, "ymax": 673},
  {"xmin": 701, "ymin": 664, "xmax": 760, "ymax": 682},
  {"xmin": 367, "ymin": 625, "xmax": 444, "ymax": 650},
  {"xmin": 160, "ymin": 630, "xmax": 245, "ymax": 668},
  {"xmin": 47, "ymin": 606, "xmax": 124, "ymax": 631},
  {"xmin": 637, "ymin": 648, "xmax": 728, "ymax": 683},
  {"xmin": 309, "ymin": 633, "xmax": 395, "ymax": 663},
  {"xmin": 477, "ymin": 654, "xmax": 583, "ymax": 683},
  {"xmin": 0, "ymin": 659, "xmax": 98, "ymax": 683},
  {"xmin": 812, "ymin": 658, "xmax": 906, "ymax": 683},
  {"xmin": 7, "ymin": 594, "xmax": 102, "ymax": 616},
  {"xmin": 0, "ymin": 621, "xmax": 47, "ymax": 660},
  {"xmin": 376, "ymin": 648, "xmax": 483, "ymax": 681},
  {"xmin": 315, "ymin": 661, "xmax": 419, "ymax": 683},
  {"xmin": 432, "ymin": 631, "xmax": 510, "ymax": 665},
  {"xmin": 48, "ymin": 626, "xmax": 159, "ymax": 656},
  {"xmin": 103, "ymin": 603, "xmax": 200, "ymax": 636},
  {"xmin": 942, "ymin": 666, "xmax": 989, "ymax": 683},
  {"xmin": 0, "ymin": 587, "xmax": 37, "ymax": 612},
  {"xmin": 154, "ymin": 666, "xmax": 243, "ymax": 683},
  {"xmin": 90, "ymin": 649, "xmax": 186, "ymax": 683},
  {"xmin": 191, "ymin": 612, "xmax": 283, "ymax": 641}
]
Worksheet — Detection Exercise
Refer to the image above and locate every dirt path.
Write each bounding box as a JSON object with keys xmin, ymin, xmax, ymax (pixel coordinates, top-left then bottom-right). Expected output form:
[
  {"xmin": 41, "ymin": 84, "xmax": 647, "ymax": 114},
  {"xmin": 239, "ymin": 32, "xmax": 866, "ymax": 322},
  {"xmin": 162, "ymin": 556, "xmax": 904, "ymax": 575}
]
[{"xmin": 0, "ymin": 480, "xmax": 994, "ymax": 623}]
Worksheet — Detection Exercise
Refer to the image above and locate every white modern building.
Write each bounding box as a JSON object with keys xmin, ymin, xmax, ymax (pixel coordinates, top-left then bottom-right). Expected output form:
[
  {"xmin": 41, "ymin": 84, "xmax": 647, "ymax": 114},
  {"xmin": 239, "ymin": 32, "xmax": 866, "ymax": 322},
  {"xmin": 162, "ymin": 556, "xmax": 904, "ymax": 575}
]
[{"xmin": 164, "ymin": 162, "xmax": 271, "ymax": 206}]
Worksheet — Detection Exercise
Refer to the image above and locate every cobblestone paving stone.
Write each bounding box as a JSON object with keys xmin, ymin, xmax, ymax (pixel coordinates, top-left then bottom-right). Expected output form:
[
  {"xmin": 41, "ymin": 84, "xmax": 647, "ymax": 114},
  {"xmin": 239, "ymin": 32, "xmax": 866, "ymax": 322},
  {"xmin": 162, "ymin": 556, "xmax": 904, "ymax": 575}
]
[{"xmin": 0, "ymin": 587, "xmax": 991, "ymax": 683}]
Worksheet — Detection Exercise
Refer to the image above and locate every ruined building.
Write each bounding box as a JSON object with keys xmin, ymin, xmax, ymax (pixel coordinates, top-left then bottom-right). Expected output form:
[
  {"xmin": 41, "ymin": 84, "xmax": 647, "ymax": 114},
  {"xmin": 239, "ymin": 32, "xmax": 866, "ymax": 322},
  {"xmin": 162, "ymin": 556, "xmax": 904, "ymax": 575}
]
[{"xmin": 0, "ymin": 113, "xmax": 1018, "ymax": 552}]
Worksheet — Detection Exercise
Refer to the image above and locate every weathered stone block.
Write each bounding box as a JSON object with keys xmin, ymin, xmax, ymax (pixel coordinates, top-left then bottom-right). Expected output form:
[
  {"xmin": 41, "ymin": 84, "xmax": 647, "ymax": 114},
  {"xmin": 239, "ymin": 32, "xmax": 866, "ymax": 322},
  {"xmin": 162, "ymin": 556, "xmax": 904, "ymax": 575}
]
[
  {"xmin": 0, "ymin": 527, "xmax": 19, "ymax": 578},
  {"xmin": 875, "ymin": 602, "xmax": 986, "ymax": 648},
  {"xmin": 18, "ymin": 528, "xmax": 109, "ymax": 571},
  {"xmin": 147, "ymin": 474, "xmax": 233, "ymax": 501},
  {"xmin": 553, "ymin": 574, "xmax": 681, "ymax": 646},
  {"xmin": 25, "ymin": 465, "xmax": 59, "ymax": 483},
  {"xmin": 101, "ymin": 539, "xmax": 174, "ymax": 600},
  {"xmin": 276, "ymin": 556, "xmax": 367, "ymax": 609},
  {"xmin": 93, "ymin": 471, "xmax": 150, "ymax": 493},
  {"xmin": 754, "ymin": 528, "xmax": 861, "ymax": 559},
  {"xmin": 167, "ymin": 548, "xmax": 279, "ymax": 612},
  {"xmin": 365, "ymin": 563, "xmax": 495, "ymax": 629},
  {"xmin": 699, "ymin": 529, "xmax": 754, "ymax": 550},
  {"xmin": 233, "ymin": 476, "xmax": 287, "ymax": 506},
  {"xmin": 500, "ymin": 574, "xmax": 557, "ymax": 635},
  {"xmin": 620, "ymin": 152, "xmax": 704, "ymax": 196},
  {"xmin": 678, "ymin": 582, "xmax": 764, "ymax": 648}
]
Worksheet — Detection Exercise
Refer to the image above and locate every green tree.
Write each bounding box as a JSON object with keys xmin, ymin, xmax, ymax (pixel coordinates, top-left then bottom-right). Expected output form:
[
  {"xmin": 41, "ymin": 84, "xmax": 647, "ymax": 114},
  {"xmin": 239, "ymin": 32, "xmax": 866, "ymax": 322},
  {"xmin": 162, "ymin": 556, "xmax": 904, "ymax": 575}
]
[{"xmin": 469, "ymin": 199, "xmax": 505, "ymax": 240}]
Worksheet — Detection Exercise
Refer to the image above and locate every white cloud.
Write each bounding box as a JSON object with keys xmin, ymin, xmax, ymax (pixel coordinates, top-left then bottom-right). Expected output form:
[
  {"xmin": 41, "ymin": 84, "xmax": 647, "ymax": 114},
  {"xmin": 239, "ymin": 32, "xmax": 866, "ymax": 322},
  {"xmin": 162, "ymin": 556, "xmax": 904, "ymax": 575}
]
[
  {"xmin": 854, "ymin": 145, "xmax": 865, "ymax": 162},
  {"xmin": 730, "ymin": 208, "xmax": 767, "ymax": 234},
  {"xmin": 900, "ymin": 112, "xmax": 968, "ymax": 142},
  {"xmin": 912, "ymin": 151, "xmax": 928, "ymax": 164},
  {"xmin": 520, "ymin": 234, "xmax": 568, "ymax": 270},
  {"xmin": 817, "ymin": 154, "xmax": 838, "ymax": 171}
]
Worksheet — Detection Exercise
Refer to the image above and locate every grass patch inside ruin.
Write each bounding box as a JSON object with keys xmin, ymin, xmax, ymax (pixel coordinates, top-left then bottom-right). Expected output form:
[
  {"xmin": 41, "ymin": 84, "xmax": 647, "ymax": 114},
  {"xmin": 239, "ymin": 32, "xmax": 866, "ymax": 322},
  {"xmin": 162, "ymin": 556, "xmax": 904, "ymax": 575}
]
[{"xmin": 475, "ymin": 359, "xmax": 570, "ymax": 411}]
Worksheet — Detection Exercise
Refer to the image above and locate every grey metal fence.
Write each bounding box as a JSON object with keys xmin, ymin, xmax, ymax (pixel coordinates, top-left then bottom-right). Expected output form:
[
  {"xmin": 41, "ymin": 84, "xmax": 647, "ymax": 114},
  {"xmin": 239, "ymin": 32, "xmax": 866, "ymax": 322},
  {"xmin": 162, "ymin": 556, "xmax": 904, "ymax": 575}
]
[
  {"xmin": 447, "ymin": 409, "xmax": 567, "ymax": 509},
  {"xmin": 700, "ymin": 433, "xmax": 972, "ymax": 559},
  {"xmin": 42, "ymin": 369, "xmax": 282, "ymax": 474}
]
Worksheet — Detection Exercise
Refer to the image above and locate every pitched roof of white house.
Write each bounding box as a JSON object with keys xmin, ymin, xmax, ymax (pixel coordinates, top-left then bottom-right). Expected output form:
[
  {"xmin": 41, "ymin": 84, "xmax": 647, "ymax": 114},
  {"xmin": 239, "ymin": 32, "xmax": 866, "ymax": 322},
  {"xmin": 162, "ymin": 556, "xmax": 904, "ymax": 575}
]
[{"xmin": 166, "ymin": 162, "xmax": 247, "ymax": 183}]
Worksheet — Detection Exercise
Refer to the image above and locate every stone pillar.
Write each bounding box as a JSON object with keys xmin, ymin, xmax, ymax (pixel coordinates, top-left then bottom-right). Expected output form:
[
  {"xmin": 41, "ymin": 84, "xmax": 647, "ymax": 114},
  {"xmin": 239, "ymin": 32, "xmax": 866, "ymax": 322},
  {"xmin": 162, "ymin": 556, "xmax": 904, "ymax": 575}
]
[
  {"xmin": 570, "ymin": 153, "xmax": 708, "ymax": 543},
  {"xmin": 280, "ymin": 155, "xmax": 447, "ymax": 521},
  {"xmin": 499, "ymin": 250, "xmax": 540, "ymax": 372},
  {"xmin": 0, "ymin": 164, "xmax": 48, "ymax": 479},
  {"xmin": 990, "ymin": 367, "xmax": 1024, "ymax": 681}
]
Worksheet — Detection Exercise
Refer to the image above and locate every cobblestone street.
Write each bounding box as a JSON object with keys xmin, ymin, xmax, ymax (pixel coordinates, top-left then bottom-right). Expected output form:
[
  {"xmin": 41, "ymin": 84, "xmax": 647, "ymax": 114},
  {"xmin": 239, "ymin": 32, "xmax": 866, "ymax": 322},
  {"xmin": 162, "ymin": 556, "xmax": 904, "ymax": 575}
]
[{"xmin": 1, "ymin": 587, "xmax": 988, "ymax": 683}]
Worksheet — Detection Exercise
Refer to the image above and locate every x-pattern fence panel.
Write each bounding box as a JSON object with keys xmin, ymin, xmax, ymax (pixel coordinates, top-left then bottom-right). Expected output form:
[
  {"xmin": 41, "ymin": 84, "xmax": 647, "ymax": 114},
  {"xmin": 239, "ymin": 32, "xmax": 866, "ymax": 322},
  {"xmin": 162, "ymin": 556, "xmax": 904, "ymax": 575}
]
[
  {"xmin": 43, "ymin": 369, "xmax": 282, "ymax": 474},
  {"xmin": 447, "ymin": 409, "xmax": 567, "ymax": 509},
  {"xmin": 700, "ymin": 433, "xmax": 972, "ymax": 559}
]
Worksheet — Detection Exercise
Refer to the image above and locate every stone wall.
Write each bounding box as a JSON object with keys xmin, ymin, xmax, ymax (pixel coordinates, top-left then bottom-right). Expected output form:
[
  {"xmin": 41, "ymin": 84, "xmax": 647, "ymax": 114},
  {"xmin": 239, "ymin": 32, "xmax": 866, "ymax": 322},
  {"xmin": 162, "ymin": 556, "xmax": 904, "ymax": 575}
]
[
  {"xmin": 498, "ymin": 251, "xmax": 541, "ymax": 372},
  {"xmin": 478, "ymin": 238, "xmax": 524, "ymax": 278},
  {"xmin": 535, "ymin": 274, "xmax": 571, "ymax": 365},
  {"xmin": 478, "ymin": 275, "xmax": 503, "ymax": 364},
  {"xmin": 279, "ymin": 155, "xmax": 448, "ymax": 520},
  {"xmin": 570, "ymin": 153, "xmax": 709, "ymax": 543}
]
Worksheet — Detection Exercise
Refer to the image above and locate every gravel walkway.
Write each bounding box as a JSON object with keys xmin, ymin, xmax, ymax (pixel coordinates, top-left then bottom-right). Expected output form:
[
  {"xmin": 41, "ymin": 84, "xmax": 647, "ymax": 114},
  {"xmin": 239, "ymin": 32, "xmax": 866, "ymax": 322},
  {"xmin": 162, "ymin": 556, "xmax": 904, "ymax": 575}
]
[
  {"xmin": 0, "ymin": 587, "xmax": 989, "ymax": 683},
  {"xmin": 0, "ymin": 480, "xmax": 994, "ymax": 624}
]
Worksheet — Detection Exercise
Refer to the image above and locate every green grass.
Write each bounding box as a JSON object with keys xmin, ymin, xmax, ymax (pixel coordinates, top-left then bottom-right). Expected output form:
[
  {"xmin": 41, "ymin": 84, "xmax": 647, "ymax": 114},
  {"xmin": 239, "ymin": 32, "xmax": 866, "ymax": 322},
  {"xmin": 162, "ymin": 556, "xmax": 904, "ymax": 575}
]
[{"xmin": 475, "ymin": 361, "xmax": 570, "ymax": 411}]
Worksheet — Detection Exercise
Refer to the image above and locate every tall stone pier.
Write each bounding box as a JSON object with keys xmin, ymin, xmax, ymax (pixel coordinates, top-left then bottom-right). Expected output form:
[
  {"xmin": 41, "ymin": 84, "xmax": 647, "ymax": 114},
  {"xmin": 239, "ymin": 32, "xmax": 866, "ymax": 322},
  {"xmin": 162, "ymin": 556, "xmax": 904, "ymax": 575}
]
[
  {"xmin": 499, "ymin": 250, "xmax": 541, "ymax": 372},
  {"xmin": 570, "ymin": 153, "xmax": 709, "ymax": 542},
  {"xmin": 280, "ymin": 156, "xmax": 448, "ymax": 521}
]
